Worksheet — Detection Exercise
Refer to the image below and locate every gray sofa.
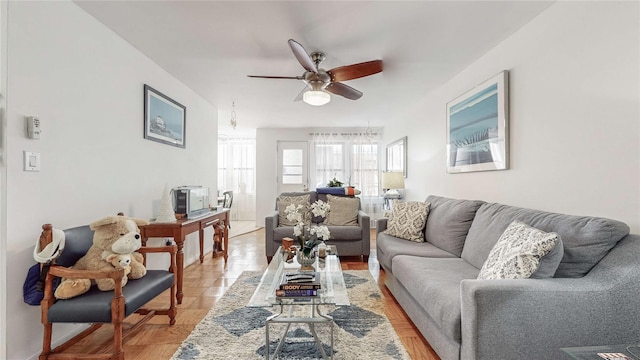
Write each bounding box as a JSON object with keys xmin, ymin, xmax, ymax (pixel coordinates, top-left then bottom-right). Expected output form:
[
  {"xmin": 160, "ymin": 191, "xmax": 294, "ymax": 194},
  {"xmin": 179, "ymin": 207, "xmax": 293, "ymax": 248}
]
[
  {"xmin": 376, "ymin": 195, "xmax": 639, "ymax": 360},
  {"xmin": 265, "ymin": 191, "xmax": 370, "ymax": 262}
]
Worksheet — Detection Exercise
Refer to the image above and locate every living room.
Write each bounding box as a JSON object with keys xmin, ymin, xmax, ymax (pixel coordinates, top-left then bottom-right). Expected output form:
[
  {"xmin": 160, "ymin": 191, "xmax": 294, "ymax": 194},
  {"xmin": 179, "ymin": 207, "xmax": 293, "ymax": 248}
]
[{"xmin": 2, "ymin": 1, "xmax": 639, "ymax": 359}]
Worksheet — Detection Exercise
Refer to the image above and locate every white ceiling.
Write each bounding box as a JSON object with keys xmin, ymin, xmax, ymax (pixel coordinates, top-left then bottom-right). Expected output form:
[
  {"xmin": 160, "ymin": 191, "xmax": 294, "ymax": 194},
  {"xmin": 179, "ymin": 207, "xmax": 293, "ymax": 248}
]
[{"xmin": 74, "ymin": 1, "xmax": 553, "ymax": 133}]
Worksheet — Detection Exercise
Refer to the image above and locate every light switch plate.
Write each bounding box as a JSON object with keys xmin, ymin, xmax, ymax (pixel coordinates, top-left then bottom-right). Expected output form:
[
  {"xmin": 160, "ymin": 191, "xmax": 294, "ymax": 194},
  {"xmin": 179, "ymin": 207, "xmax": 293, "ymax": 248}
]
[{"xmin": 24, "ymin": 151, "xmax": 40, "ymax": 171}]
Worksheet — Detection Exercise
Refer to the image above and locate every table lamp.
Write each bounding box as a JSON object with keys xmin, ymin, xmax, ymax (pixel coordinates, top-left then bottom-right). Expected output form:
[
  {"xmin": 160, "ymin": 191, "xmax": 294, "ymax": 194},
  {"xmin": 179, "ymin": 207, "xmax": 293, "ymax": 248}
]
[{"xmin": 382, "ymin": 171, "xmax": 405, "ymax": 196}]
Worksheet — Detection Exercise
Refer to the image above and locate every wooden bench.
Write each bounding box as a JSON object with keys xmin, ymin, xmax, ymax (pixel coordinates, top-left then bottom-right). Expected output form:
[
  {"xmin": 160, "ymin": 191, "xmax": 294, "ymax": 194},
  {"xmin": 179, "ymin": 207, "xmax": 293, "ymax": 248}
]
[{"xmin": 38, "ymin": 223, "xmax": 177, "ymax": 360}]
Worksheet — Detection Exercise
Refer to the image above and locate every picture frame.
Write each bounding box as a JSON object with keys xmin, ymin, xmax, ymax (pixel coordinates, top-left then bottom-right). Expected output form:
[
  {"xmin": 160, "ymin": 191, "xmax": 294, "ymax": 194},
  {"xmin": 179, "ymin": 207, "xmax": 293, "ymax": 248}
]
[
  {"xmin": 144, "ymin": 84, "xmax": 186, "ymax": 148},
  {"xmin": 386, "ymin": 136, "xmax": 407, "ymax": 177},
  {"xmin": 446, "ymin": 70, "xmax": 509, "ymax": 173}
]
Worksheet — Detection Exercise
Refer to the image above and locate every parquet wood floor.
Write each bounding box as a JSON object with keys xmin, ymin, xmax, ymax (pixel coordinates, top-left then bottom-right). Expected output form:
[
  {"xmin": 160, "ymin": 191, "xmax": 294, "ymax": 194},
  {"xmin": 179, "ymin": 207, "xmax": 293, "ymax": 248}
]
[{"xmin": 58, "ymin": 227, "xmax": 439, "ymax": 359}]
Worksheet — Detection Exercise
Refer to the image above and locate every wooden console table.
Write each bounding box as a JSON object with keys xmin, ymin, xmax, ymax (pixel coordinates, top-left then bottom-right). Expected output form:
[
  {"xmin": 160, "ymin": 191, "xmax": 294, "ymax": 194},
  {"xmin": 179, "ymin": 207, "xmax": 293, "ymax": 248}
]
[{"xmin": 139, "ymin": 209, "xmax": 230, "ymax": 304}]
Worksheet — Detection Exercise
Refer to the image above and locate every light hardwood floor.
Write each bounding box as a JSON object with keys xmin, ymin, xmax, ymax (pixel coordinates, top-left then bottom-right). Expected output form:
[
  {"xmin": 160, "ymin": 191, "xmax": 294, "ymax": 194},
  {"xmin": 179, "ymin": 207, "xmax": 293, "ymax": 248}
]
[{"xmin": 60, "ymin": 227, "xmax": 440, "ymax": 359}]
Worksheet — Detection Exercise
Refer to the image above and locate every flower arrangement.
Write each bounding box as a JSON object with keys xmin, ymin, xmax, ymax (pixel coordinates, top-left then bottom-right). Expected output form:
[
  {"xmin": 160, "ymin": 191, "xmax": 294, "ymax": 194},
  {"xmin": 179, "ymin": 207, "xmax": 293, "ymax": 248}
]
[
  {"xmin": 327, "ymin": 177, "xmax": 343, "ymax": 187},
  {"xmin": 285, "ymin": 200, "xmax": 331, "ymax": 256}
]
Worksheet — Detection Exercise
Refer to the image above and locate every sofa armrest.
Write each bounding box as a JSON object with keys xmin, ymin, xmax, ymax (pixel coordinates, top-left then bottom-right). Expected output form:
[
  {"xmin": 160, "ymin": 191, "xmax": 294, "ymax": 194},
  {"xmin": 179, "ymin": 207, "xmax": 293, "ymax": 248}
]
[
  {"xmin": 460, "ymin": 234, "xmax": 640, "ymax": 360},
  {"xmin": 265, "ymin": 211, "xmax": 279, "ymax": 258},
  {"xmin": 358, "ymin": 210, "xmax": 371, "ymax": 256},
  {"xmin": 376, "ymin": 218, "xmax": 388, "ymax": 234}
]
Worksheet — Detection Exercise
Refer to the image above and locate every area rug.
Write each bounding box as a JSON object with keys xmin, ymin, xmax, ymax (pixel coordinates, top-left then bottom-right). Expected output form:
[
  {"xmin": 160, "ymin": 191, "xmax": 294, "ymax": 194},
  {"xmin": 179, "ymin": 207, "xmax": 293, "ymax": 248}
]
[{"xmin": 171, "ymin": 270, "xmax": 410, "ymax": 360}]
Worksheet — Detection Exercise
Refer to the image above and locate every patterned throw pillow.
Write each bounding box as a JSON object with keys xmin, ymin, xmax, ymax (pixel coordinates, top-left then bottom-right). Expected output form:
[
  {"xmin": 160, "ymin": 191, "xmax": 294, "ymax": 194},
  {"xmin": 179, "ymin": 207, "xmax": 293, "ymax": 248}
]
[
  {"xmin": 383, "ymin": 201, "xmax": 431, "ymax": 242},
  {"xmin": 277, "ymin": 194, "xmax": 310, "ymax": 226},
  {"xmin": 477, "ymin": 221, "xmax": 560, "ymax": 280},
  {"xmin": 324, "ymin": 195, "xmax": 360, "ymax": 226}
]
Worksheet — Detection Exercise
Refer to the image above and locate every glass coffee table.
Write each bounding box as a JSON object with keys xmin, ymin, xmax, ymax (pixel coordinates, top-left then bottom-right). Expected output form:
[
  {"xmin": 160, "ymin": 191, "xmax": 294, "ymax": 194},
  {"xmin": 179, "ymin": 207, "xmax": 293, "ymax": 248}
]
[
  {"xmin": 248, "ymin": 246, "xmax": 349, "ymax": 360},
  {"xmin": 561, "ymin": 344, "xmax": 640, "ymax": 359}
]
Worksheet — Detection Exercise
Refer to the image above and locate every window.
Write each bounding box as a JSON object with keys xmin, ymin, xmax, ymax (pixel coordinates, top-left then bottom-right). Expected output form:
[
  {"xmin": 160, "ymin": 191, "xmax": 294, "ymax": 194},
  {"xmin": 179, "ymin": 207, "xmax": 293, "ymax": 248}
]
[
  {"xmin": 314, "ymin": 143, "xmax": 344, "ymax": 188},
  {"xmin": 282, "ymin": 149, "xmax": 303, "ymax": 184}
]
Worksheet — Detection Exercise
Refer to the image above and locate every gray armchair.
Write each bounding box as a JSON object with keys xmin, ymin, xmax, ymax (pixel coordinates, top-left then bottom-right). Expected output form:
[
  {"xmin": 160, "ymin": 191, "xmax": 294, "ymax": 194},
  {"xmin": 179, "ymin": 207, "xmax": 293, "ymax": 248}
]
[{"xmin": 265, "ymin": 191, "xmax": 370, "ymax": 262}]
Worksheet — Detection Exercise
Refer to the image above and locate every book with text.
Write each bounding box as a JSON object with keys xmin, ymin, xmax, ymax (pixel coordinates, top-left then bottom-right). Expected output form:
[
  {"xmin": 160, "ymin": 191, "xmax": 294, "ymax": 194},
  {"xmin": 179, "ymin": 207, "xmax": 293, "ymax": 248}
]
[{"xmin": 275, "ymin": 288, "xmax": 318, "ymax": 297}]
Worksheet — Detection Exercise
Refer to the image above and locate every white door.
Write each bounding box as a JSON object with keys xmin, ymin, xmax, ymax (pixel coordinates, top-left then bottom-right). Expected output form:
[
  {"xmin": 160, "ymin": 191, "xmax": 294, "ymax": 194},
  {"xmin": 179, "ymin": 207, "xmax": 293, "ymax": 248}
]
[{"xmin": 277, "ymin": 141, "xmax": 308, "ymax": 194}]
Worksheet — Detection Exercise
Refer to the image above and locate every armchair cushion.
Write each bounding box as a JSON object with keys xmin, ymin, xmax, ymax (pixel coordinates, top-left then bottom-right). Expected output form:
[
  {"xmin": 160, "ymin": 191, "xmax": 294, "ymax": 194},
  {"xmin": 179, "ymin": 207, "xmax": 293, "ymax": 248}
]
[
  {"xmin": 277, "ymin": 194, "xmax": 310, "ymax": 226},
  {"xmin": 324, "ymin": 195, "xmax": 359, "ymax": 226}
]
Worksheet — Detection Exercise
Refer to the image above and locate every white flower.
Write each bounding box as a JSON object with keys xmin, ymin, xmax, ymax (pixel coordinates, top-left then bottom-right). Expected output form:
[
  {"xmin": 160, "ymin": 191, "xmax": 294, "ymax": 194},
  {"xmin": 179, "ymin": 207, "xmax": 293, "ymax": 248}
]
[
  {"xmin": 285, "ymin": 204, "xmax": 304, "ymax": 223},
  {"xmin": 286, "ymin": 201, "xmax": 332, "ymax": 250},
  {"xmin": 310, "ymin": 200, "xmax": 330, "ymax": 218},
  {"xmin": 311, "ymin": 225, "xmax": 331, "ymax": 241}
]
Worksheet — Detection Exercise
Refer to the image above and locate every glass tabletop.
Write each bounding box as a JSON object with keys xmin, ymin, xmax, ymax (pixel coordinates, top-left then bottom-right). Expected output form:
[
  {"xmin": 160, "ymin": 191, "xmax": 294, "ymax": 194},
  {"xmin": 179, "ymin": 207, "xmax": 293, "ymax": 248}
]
[
  {"xmin": 248, "ymin": 245, "xmax": 350, "ymax": 307},
  {"xmin": 561, "ymin": 344, "xmax": 640, "ymax": 360}
]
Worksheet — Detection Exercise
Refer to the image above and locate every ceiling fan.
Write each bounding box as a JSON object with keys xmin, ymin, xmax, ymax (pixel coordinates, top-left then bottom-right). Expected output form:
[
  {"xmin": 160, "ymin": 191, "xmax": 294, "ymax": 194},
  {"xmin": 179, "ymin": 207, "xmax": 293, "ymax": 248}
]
[{"xmin": 247, "ymin": 39, "xmax": 383, "ymax": 106}]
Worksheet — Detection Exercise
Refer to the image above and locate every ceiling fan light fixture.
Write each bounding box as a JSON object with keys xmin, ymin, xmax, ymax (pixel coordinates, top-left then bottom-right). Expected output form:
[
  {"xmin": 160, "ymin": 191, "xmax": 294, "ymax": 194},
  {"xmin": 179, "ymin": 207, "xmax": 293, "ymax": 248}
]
[{"xmin": 303, "ymin": 90, "xmax": 330, "ymax": 106}]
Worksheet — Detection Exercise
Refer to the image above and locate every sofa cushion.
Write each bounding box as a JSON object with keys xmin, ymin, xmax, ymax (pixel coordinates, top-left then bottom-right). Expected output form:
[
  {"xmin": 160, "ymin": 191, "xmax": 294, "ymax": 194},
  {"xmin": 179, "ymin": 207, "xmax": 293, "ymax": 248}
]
[
  {"xmin": 392, "ymin": 255, "xmax": 479, "ymax": 342},
  {"xmin": 425, "ymin": 196, "xmax": 485, "ymax": 257},
  {"xmin": 277, "ymin": 194, "xmax": 310, "ymax": 226},
  {"xmin": 384, "ymin": 201, "xmax": 431, "ymax": 242},
  {"xmin": 477, "ymin": 221, "xmax": 562, "ymax": 279},
  {"xmin": 324, "ymin": 195, "xmax": 359, "ymax": 226},
  {"xmin": 377, "ymin": 232, "xmax": 457, "ymax": 271},
  {"xmin": 462, "ymin": 202, "xmax": 630, "ymax": 278}
]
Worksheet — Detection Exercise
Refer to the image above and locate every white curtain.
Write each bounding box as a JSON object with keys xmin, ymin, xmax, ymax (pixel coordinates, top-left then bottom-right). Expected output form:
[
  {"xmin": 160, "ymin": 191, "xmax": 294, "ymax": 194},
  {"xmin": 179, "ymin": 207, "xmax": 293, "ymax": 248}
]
[
  {"xmin": 311, "ymin": 133, "xmax": 344, "ymax": 189},
  {"xmin": 218, "ymin": 136, "xmax": 256, "ymax": 221},
  {"xmin": 310, "ymin": 131, "xmax": 384, "ymax": 224},
  {"xmin": 350, "ymin": 133, "xmax": 385, "ymax": 223}
]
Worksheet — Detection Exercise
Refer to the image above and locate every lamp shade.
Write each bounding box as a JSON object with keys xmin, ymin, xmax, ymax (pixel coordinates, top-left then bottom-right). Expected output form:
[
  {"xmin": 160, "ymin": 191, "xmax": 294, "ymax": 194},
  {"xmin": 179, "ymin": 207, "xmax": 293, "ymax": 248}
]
[
  {"xmin": 303, "ymin": 90, "xmax": 331, "ymax": 106},
  {"xmin": 382, "ymin": 171, "xmax": 405, "ymax": 189}
]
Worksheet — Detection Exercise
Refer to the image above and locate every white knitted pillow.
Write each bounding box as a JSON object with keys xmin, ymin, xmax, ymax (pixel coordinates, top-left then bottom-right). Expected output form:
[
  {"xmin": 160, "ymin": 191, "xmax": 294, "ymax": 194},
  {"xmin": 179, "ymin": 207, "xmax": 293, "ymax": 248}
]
[{"xmin": 478, "ymin": 221, "xmax": 560, "ymax": 280}]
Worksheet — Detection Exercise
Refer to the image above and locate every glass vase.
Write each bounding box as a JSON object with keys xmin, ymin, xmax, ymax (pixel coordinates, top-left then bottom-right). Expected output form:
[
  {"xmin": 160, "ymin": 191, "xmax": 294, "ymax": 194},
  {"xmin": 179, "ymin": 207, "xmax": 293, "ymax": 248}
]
[{"xmin": 297, "ymin": 250, "xmax": 316, "ymax": 271}]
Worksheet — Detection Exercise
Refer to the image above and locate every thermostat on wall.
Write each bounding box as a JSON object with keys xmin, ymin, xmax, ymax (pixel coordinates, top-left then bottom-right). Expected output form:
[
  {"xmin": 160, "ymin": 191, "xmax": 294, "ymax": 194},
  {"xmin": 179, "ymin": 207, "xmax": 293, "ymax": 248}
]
[{"xmin": 26, "ymin": 116, "xmax": 41, "ymax": 139}]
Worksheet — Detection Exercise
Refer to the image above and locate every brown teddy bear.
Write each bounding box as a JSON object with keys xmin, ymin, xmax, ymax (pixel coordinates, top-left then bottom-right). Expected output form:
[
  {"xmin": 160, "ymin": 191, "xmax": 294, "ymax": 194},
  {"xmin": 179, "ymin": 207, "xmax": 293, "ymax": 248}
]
[
  {"xmin": 54, "ymin": 215, "xmax": 149, "ymax": 300},
  {"xmin": 105, "ymin": 252, "xmax": 132, "ymax": 286}
]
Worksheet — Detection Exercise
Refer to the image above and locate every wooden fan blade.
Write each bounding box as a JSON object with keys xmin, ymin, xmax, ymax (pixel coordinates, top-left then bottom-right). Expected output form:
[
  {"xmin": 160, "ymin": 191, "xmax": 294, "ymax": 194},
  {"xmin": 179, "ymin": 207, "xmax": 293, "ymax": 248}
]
[
  {"xmin": 294, "ymin": 86, "xmax": 310, "ymax": 102},
  {"xmin": 247, "ymin": 75, "xmax": 303, "ymax": 80},
  {"xmin": 288, "ymin": 39, "xmax": 317, "ymax": 73},
  {"xmin": 327, "ymin": 60, "xmax": 383, "ymax": 82},
  {"xmin": 325, "ymin": 82, "xmax": 363, "ymax": 100}
]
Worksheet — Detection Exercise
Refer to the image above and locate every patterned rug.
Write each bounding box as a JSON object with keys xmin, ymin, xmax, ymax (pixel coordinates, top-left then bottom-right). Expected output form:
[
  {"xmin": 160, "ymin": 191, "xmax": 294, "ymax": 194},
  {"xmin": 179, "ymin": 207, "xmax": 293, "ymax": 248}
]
[{"xmin": 171, "ymin": 270, "xmax": 410, "ymax": 360}]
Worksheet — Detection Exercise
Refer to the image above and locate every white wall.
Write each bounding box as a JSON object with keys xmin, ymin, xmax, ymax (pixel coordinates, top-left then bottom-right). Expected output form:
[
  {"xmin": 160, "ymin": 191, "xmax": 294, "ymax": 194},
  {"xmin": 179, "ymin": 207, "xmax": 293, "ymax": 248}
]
[
  {"xmin": 4, "ymin": 2, "xmax": 218, "ymax": 359},
  {"xmin": 384, "ymin": 1, "xmax": 640, "ymax": 232},
  {"xmin": 256, "ymin": 128, "xmax": 313, "ymax": 227}
]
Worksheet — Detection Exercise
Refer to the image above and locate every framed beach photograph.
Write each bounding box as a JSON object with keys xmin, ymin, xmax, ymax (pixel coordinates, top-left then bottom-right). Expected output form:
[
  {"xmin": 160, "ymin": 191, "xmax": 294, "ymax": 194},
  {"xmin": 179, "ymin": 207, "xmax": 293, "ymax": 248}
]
[
  {"xmin": 446, "ymin": 70, "xmax": 509, "ymax": 173},
  {"xmin": 144, "ymin": 84, "xmax": 186, "ymax": 148}
]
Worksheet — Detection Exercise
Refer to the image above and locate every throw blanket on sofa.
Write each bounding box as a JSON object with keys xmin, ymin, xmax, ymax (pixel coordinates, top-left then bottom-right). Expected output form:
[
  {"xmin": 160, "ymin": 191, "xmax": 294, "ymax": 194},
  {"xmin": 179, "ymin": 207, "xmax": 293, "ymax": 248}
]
[{"xmin": 316, "ymin": 187, "xmax": 361, "ymax": 196}]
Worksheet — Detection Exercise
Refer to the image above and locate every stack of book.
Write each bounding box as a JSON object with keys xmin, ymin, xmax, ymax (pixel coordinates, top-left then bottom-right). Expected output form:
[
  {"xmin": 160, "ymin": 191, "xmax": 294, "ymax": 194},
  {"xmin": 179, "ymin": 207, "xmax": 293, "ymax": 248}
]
[{"xmin": 275, "ymin": 272, "xmax": 321, "ymax": 297}]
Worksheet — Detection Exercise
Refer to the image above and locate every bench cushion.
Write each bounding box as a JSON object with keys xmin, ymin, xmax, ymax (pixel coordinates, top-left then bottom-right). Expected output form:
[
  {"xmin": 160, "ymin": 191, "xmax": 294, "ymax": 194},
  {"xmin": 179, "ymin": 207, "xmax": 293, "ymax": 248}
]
[{"xmin": 48, "ymin": 270, "xmax": 174, "ymax": 323}]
